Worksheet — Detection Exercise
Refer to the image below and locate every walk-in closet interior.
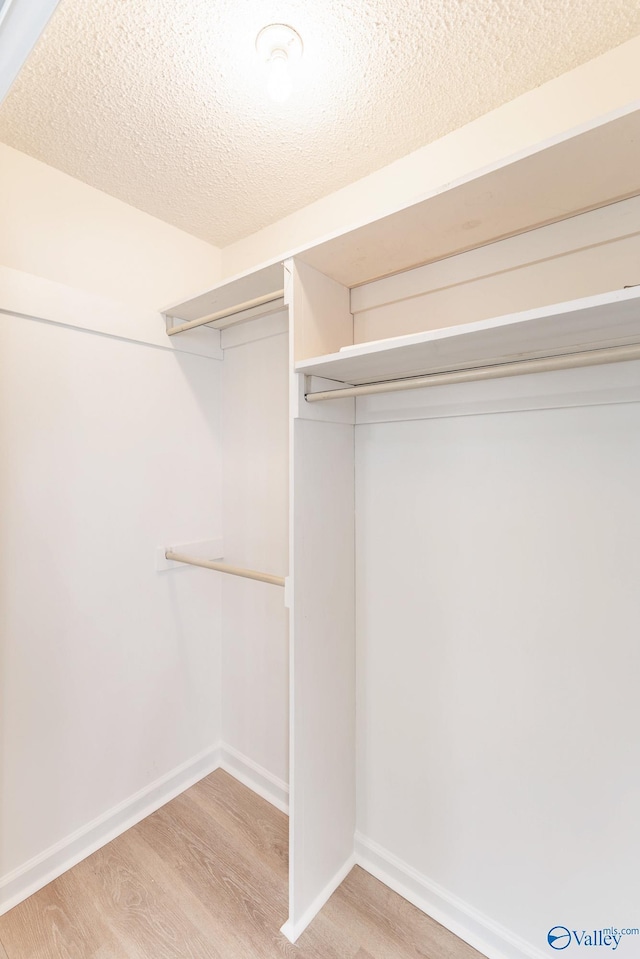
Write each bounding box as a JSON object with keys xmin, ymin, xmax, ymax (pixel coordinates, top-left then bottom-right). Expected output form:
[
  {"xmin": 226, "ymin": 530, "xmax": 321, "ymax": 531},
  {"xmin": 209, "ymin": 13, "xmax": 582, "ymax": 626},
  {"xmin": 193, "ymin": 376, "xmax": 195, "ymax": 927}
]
[
  {"xmin": 1, "ymin": 19, "xmax": 640, "ymax": 958},
  {"xmin": 159, "ymin": 104, "xmax": 640, "ymax": 952}
]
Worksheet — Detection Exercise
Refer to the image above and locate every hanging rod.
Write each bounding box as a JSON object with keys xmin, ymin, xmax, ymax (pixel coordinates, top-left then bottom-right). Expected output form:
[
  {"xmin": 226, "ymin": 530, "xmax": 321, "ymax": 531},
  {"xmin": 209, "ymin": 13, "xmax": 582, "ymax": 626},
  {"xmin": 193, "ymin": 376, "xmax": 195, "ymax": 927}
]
[
  {"xmin": 165, "ymin": 550, "xmax": 285, "ymax": 587},
  {"xmin": 305, "ymin": 342, "xmax": 640, "ymax": 402},
  {"xmin": 167, "ymin": 290, "xmax": 285, "ymax": 336}
]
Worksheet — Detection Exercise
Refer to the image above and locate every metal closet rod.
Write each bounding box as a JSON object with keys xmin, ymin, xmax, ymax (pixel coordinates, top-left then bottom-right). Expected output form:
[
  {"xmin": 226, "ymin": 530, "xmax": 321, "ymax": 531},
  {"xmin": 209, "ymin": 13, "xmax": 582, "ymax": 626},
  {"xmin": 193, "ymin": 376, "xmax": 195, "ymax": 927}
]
[
  {"xmin": 165, "ymin": 550, "xmax": 285, "ymax": 588},
  {"xmin": 167, "ymin": 290, "xmax": 285, "ymax": 336},
  {"xmin": 304, "ymin": 342, "xmax": 640, "ymax": 402}
]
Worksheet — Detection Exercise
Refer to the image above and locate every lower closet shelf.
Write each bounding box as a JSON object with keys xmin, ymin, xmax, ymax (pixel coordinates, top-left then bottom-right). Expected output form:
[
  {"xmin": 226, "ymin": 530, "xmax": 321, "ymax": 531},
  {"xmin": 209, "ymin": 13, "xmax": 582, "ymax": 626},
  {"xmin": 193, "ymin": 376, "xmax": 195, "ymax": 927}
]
[{"xmin": 297, "ymin": 285, "xmax": 640, "ymax": 391}]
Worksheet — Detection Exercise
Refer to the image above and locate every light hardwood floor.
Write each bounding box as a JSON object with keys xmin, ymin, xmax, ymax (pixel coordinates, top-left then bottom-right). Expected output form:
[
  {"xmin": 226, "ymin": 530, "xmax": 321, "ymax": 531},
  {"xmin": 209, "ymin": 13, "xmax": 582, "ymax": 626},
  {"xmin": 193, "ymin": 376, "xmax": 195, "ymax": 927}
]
[{"xmin": 0, "ymin": 770, "xmax": 485, "ymax": 959}]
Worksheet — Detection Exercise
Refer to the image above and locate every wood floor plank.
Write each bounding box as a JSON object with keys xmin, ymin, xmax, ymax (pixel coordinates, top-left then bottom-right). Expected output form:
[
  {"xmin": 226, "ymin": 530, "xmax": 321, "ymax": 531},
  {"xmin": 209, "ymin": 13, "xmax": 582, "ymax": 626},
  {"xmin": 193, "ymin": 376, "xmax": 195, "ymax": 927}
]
[
  {"xmin": 0, "ymin": 867, "xmax": 127, "ymax": 959},
  {"xmin": 294, "ymin": 905, "xmax": 362, "ymax": 959},
  {"xmin": 0, "ymin": 768, "xmax": 488, "ymax": 959},
  {"xmin": 135, "ymin": 789, "xmax": 305, "ymax": 958},
  {"xmin": 70, "ymin": 835, "xmax": 221, "ymax": 959},
  {"xmin": 189, "ymin": 770, "xmax": 288, "ymax": 878},
  {"xmin": 121, "ymin": 827, "xmax": 251, "ymax": 958},
  {"xmin": 135, "ymin": 775, "xmax": 358, "ymax": 959},
  {"xmin": 325, "ymin": 866, "xmax": 486, "ymax": 959}
]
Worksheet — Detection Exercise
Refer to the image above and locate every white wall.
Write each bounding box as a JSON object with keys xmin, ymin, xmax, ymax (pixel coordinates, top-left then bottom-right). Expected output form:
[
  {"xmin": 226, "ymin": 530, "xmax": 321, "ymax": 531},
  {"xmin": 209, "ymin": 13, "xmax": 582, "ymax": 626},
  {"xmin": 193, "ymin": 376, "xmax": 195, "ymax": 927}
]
[
  {"xmin": 355, "ymin": 384, "xmax": 640, "ymax": 958},
  {"xmin": 0, "ymin": 145, "xmax": 293, "ymax": 908},
  {"xmin": 0, "ymin": 142, "xmax": 221, "ymax": 310},
  {"xmin": 221, "ymin": 36, "xmax": 640, "ymax": 279},
  {"xmin": 220, "ymin": 316, "xmax": 290, "ymax": 788},
  {"xmin": 0, "ymin": 285, "xmax": 224, "ymax": 909}
]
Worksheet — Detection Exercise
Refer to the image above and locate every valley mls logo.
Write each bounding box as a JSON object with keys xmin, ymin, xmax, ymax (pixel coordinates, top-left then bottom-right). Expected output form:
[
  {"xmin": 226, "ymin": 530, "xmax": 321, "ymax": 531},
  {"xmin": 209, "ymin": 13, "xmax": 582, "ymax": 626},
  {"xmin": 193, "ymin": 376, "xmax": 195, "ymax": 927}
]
[
  {"xmin": 548, "ymin": 928, "xmax": 573, "ymax": 950},
  {"xmin": 547, "ymin": 925, "xmax": 637, "ymax": 951}
]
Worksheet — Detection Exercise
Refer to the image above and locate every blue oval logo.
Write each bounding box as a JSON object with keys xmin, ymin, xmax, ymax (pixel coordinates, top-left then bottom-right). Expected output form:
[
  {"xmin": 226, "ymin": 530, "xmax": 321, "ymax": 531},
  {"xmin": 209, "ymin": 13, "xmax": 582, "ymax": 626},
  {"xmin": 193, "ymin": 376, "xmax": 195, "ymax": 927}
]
[{"xmin": 548, "ymin": 927, "xmax": 572, "ymax": 950}]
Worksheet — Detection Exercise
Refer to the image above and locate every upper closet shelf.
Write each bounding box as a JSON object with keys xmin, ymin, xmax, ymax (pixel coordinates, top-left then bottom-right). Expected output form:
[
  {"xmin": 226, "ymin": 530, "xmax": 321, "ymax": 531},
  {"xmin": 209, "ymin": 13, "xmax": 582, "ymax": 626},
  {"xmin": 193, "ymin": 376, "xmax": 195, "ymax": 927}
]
[
  {"xmin": 164, "ymin": 262, "xmax": 285, "ymax": 333},
  {"xmin": 164, "ymin": 105, "xmax": 640, "ymax": 329},
  {"xmin": 296, "ymin": 287, "xmax": 640, "ymax": 387},
  {"xmin": 296, "ymin": 108, "xmax": 640, "ymax": 289}
]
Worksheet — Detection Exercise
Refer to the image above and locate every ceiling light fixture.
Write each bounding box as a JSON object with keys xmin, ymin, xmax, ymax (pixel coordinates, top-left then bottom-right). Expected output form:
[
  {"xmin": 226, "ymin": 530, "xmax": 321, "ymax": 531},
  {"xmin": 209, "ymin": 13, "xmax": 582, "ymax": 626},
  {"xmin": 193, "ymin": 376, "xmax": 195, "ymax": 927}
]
[{"xmin": 255, "ymin": 24, "xmax": 303, "ymax": 104}]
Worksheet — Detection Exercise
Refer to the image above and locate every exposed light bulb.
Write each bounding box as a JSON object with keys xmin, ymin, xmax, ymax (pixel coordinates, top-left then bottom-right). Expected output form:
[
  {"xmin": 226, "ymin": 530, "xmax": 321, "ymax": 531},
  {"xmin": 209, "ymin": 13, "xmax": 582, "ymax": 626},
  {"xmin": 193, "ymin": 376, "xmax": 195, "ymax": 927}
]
[
  {"xmin": 256, "ymin": 24, "xmax": 303, "ymax": 105},
  {"xmin": 267, "ymin": 52, "xmax": 292, "ymax": 103}
]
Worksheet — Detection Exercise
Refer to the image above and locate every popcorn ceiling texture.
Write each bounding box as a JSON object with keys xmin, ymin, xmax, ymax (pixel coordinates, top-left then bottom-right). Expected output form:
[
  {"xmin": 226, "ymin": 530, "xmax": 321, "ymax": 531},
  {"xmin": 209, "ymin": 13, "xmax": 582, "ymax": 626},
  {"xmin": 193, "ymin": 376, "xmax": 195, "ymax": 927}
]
[{"xmin": 1, "ymin": 0, "xmax": 639, "ymax": 248}]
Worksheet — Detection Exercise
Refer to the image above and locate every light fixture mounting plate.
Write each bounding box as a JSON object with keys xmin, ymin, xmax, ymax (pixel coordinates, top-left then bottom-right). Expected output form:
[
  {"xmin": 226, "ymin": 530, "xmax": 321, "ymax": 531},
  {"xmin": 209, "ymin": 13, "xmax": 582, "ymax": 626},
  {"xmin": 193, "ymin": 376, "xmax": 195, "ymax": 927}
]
[{"xmin": 256, "ymin": 24, "xmax": 303, "ymax": 63}]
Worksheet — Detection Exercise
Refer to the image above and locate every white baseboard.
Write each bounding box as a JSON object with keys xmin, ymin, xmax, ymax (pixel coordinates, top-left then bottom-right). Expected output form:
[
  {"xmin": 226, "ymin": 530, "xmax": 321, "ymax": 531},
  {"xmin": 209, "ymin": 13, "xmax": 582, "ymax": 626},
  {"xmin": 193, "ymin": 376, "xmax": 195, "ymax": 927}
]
[
  {"xmin": 0, "ymin": 755, "xmax": 547, "ymax": 959},
  {"xmin": 280, "ymin": 853, "xmax": 357, "ymax": 943},
  {"xmin": 219, "ymin": 744, "xmax": 289, "ymax": 814},
  {"xmin": 355, "ymin": 833, "xmax": 548, "ymax": 959},
  {"xmin": 0, "ymin": 744, "xmax": 222, "ymax": 917},
  {"xmin": 0, "ymin": 741, "xmax": 290, "ymax": 919}
]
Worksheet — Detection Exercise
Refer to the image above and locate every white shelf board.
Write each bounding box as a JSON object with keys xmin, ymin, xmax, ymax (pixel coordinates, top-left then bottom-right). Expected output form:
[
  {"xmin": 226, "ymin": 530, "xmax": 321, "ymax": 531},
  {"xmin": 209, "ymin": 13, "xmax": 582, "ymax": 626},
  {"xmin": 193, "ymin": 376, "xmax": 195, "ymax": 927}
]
[
  {"xmin": 164, "ymin": 262, "xmax": 284, "ymax": 324},
  {"xmin": 163, "ymin": 105, "xmax": 640, "ymax": 326},
  {"xmin": 297, "ymin": 106, "xmax": 640, "ymax": 289},
  {"xmin": 295, "ymin": 287, "xmax": 640, "ymax": 386}
]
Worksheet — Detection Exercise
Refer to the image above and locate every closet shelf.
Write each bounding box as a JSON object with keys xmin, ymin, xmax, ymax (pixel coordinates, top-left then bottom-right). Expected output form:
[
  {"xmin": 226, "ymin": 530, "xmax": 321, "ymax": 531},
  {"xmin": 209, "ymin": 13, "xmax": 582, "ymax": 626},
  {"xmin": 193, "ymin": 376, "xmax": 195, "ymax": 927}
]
[
  {"xmin": 167, "ymin": 290, "xmax": 285, "ymax": 335},
  {"xmin": 163, "ymin": 262, "xmax": 285, "ymax": 333},
  {"xmin": 294, "ymin": 109, "xmax": 640, "ymax": 289},
  {"xmin": 297, "ymin": 286, "xmax": 640, "ymax": 392},
  {"xmin": 163, "ymin": 108, "xmax": 640, "ymax": 327},
  {"xmin": 165, "ymin": 550, "xmax": 285, "ymax": 588}
]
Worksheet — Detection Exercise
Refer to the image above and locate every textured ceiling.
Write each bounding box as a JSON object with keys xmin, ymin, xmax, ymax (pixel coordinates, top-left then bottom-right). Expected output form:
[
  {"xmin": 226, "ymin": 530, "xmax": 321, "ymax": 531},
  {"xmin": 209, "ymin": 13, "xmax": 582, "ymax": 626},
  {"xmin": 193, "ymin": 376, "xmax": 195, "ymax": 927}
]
[{"xmin": 1, "ymin": 0, "xmax": 639, "ymax": 247}]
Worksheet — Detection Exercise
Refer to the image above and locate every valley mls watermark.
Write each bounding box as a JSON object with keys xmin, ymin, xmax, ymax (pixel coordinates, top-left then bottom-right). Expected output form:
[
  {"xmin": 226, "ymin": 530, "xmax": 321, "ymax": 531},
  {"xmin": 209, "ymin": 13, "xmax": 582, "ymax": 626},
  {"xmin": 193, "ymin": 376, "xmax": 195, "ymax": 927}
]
[{"xmin": 548, "ymin": 926, "xmax": 640, "ymax": 951}]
